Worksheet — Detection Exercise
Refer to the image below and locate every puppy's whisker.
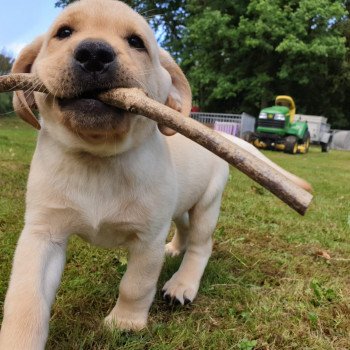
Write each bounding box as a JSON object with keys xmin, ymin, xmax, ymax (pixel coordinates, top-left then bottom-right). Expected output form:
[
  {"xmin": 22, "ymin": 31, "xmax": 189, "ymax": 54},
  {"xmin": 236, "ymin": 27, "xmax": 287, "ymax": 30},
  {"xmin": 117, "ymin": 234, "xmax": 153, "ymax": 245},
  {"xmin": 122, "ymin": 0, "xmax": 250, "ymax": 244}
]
[
  {"xmin": 25, "ymin": 82, "xmax": 41, "ymax": 97},
  {"xmin": 51, "ymin": 87, "xmax": 61, "ymax": 109},
  {"xmin": 143, "ymin": 15, "xmax": 162, "ymax": 22},
  {"xmin": 41, "ymin": 84, "xmax": 52, "ymax": 104},
  {"xmin": 0, "ymin": 110, "xmax": 18, "ymax": 117},
  {"xmin": 132, "ymin": 76, "xmax": 156, "ymax": 100},
  {"xmin": 10, "ymin": 80, "xmax": 33, "ymax": 93},
  {"xmin": 44, "ymin": 66, "xmax": 67, "ymax": 75},
  {"xmin": 134, "ymin": 71, "xmax": 160, "ymax": 78},
  {"xmin": 134, "ymin": 67, "xmax": 161, "ymax": 74},
  {"xmin": 38, "ymin": 83, "xmax": 53, "ymax": 105},
  {"xmin": 72, "ymin": 127, "xmax": 86, "ymax": 145},
  {"xmin": 139, "ymin": 8, "xmax": 161, "ymax": 17},
  {"xmin": 50, "ymin": 91, "xmax": 56, "ymax": 109}
]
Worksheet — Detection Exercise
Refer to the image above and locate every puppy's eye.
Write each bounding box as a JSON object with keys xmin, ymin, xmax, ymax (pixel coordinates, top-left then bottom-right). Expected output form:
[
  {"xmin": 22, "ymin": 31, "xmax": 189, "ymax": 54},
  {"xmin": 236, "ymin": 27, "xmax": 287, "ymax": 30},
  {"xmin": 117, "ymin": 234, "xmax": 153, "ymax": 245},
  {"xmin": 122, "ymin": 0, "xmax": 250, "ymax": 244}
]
[
  {"xmin": 56, "ymin": 26, "xmax": 74, "ymax": 40},
  {"xmin": 127, "ymin": 35, "xmax": 146, "ymax": 50}
]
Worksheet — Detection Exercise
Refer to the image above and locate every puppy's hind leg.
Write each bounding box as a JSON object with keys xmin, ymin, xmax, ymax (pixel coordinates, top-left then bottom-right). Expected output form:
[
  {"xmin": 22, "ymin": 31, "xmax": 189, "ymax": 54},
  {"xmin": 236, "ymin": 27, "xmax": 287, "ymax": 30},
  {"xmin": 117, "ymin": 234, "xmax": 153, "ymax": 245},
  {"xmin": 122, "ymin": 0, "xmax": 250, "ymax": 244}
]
[
  {"xmin": 162, "ymin": 187, "xmax": 224, "ymax": 305},
  {"xmin": 165, "ymin": 212, "xmax": 190, "ymax": 257}
]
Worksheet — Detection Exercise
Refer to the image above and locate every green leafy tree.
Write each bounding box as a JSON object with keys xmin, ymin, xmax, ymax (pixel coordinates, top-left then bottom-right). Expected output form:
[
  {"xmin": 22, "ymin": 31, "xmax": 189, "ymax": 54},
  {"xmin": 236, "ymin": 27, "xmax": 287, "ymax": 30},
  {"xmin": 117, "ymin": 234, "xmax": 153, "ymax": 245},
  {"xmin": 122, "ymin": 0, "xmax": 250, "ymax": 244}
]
[
  {"xmin": 0, "ymin": 51, "xmax": 14, "ymax": 115},
  {"xmin": 182, "ymin": 0, "xmax": 349, "ymax": 128}
]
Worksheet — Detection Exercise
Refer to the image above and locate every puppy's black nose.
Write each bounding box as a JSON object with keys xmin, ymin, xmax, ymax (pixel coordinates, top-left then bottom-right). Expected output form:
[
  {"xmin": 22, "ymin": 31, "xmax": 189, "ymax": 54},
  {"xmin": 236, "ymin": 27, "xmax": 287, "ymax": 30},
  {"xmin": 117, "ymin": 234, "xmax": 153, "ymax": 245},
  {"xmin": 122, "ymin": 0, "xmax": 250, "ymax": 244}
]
[{"xmin": 74, "ymin": 40, "xmax": 116, "ymax": 74}]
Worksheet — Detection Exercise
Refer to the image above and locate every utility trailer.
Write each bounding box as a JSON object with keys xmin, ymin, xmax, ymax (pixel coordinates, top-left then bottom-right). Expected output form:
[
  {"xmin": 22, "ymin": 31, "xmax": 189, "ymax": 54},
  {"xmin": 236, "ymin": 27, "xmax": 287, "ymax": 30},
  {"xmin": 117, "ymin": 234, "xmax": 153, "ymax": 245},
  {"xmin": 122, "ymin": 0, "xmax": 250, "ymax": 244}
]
[
  {"xmin": 294, "ymin": 115, "xmax": 333, "ymax": 152},
  {"xmin": 191, "ymin": 112, "xmax": 255, "ymax": 137}
]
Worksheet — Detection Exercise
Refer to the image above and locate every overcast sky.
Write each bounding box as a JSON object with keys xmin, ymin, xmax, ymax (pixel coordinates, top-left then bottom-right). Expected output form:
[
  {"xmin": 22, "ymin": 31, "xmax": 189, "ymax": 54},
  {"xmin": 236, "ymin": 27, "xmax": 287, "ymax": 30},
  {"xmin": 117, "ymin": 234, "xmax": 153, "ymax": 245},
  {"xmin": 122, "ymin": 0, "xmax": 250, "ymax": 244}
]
[{"xmin": 0, "ymin": 0, "xmax": 62, "ymax": 57}]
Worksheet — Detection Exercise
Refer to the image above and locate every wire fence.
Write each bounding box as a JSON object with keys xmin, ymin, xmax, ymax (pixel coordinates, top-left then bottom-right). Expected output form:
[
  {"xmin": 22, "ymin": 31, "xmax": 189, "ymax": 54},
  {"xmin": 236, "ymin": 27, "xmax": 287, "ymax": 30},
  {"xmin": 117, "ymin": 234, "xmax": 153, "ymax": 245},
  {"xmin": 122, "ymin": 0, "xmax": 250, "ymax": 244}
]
[{"xmin": 190, "ymin": 112, "xmax": 255, "ymax": 137}]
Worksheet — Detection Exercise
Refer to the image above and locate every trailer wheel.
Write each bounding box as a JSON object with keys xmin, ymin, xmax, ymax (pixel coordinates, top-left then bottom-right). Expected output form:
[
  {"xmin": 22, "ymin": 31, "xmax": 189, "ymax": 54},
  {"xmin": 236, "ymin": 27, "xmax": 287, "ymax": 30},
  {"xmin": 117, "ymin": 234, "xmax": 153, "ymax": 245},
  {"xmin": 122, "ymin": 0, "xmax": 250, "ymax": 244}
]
[
  {"xmin": 242, "ymin": 131, "xmax": 254, "ymax": 143},
  {"xmin": 321, "ymin": 142, "xmax": 330, "ymax": 153},
  {"xmin": 284, "ymin": 136, "xmax": 298, "ymax": 154}
]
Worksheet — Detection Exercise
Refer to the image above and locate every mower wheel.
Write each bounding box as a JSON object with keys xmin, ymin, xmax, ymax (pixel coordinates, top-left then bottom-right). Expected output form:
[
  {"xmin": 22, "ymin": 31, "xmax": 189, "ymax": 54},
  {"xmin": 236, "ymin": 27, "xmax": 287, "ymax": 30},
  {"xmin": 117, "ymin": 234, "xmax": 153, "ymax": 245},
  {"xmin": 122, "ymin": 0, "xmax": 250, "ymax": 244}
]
[
  {"xmin": 302, "ymin": 131, "xmax": 311, "ymax": 153},
  {"xmin": 242, "ymin": 131, "xmax": 254, "ymax": 143},
  {"xmin": 284, "ymin": 135, "xmax": 298, "ymax": 154}
]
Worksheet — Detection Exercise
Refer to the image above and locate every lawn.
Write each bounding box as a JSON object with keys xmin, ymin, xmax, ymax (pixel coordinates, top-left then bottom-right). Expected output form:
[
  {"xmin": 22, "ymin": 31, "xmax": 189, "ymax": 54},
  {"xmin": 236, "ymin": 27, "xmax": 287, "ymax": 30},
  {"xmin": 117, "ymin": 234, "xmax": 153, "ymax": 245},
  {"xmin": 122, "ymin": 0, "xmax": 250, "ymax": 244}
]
[{"xmin": 0, "ymin": 116, "xmax": 350, "ymax": 350}]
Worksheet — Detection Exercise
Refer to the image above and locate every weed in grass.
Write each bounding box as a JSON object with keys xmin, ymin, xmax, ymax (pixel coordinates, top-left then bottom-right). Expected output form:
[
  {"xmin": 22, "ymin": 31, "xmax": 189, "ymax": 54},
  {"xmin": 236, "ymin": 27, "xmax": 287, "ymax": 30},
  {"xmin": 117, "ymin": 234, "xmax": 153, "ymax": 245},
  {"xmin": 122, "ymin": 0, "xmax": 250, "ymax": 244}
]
[
  {"xmin": 238, "ymin": 338, "xmax": 257, "ymax": 350},
  {"xmin": 308, "ymin": 312, "xmax": 319, "ymax": 329},
  {"xmin": 310, "ymin": 280, "xmax": 340, "ymax": 307}
]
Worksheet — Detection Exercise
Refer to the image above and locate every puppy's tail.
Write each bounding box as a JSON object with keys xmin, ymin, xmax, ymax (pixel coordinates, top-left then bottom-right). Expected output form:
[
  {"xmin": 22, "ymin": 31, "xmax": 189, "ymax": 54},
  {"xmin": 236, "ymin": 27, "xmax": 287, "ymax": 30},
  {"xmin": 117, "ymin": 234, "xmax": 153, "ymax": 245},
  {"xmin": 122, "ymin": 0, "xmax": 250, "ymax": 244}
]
[{"xmin": 219, "ymin": 132, "xmax": 313, "ymax": 193}]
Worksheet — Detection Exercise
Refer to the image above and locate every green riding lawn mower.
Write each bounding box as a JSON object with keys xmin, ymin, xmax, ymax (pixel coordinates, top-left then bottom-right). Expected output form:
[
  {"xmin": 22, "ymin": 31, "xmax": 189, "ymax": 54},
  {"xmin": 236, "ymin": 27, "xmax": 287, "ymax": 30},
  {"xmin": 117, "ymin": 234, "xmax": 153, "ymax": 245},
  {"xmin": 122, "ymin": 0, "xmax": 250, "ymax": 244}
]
[{"xmin": 243, "ymin": 96, "xmax": 311, "ymax": 154}]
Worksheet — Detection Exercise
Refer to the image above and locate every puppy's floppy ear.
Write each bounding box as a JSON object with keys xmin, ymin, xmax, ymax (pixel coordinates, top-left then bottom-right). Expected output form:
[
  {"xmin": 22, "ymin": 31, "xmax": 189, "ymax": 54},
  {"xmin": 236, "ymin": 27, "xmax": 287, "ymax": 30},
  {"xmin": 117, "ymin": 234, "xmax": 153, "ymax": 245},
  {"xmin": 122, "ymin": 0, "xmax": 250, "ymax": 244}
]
[
  {"xmin": 12, "ymin": 36, "xmax": 44, "ymax": 130},
  {"xmin": 158, "ymin": 49, "xmax": 192, "ymax": 136}
]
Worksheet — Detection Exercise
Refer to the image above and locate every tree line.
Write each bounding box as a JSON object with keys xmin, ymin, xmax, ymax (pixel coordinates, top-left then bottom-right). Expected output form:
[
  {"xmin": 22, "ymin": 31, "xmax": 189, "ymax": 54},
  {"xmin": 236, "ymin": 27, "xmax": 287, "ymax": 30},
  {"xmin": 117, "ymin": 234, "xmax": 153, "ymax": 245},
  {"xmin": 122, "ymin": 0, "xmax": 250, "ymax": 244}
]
[{"xmin": 0, "ymin": 52, "xmax": 14, "ymax": 115}]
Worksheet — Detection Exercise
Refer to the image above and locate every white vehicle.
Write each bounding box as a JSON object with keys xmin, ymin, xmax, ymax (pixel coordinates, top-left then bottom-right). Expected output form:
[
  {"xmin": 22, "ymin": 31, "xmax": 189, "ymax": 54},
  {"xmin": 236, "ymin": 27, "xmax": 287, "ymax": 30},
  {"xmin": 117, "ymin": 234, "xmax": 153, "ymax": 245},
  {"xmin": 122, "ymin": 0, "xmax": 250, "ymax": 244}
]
[
  {"xmin": 331, "ymin": 130, "xmax": 350, "ymax": 151},
  {"xmin": 294, "ymin": 115, "xmax": 333, "ymax": 152}
]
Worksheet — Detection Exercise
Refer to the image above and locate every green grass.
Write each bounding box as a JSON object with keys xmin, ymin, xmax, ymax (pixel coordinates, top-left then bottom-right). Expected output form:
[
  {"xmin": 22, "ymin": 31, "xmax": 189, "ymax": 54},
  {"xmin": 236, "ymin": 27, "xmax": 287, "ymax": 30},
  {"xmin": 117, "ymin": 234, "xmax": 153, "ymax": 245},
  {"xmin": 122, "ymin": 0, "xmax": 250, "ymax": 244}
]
[{"xmin": 1, "ymin": 116, "xmax": 350, "ymax": 349}]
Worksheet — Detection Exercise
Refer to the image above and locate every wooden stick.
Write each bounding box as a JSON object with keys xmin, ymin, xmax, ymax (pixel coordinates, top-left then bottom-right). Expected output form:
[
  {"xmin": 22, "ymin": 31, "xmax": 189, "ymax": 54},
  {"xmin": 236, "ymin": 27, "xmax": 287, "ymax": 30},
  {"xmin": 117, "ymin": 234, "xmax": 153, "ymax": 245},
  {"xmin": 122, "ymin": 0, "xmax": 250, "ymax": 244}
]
[{"xmin": 0, "ymin": 73, "xmax": 313, "ymax": 215}]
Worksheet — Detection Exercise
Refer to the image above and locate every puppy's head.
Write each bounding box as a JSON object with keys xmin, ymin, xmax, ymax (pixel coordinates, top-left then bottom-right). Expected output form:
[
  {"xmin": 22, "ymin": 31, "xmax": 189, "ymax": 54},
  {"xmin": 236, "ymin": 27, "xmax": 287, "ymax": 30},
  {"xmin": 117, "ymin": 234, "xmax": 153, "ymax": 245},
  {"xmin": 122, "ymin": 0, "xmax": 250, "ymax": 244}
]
[{"xmin": 13, "ymin": 0, "xmax": 191, "ymax": 156}]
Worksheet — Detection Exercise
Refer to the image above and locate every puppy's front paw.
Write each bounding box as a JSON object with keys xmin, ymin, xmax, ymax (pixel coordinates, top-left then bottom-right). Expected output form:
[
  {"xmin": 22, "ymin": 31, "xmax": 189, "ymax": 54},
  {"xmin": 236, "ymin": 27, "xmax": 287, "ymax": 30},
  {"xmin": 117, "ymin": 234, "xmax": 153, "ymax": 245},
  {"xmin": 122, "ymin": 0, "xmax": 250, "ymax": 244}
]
[
  {"xmin": 165, "ymin": 242, "xmax": 183, "ymax": 257},
  {"xmin": 104, "ymin": 311, "xmax": 147, "ymax": 331},
  {"xmin": 162, "ymin": 273, "xmax": 199, "ymax": 305}
]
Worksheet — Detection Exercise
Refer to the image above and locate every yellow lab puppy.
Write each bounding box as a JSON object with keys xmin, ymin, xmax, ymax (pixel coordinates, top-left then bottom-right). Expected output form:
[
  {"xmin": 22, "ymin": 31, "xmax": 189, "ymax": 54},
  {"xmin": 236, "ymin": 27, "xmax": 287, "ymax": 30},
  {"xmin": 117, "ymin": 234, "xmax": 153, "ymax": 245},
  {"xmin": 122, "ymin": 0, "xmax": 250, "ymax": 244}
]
[{"xmin": 0, "ymin": 0, "xmax": 310, "ymax": 348}]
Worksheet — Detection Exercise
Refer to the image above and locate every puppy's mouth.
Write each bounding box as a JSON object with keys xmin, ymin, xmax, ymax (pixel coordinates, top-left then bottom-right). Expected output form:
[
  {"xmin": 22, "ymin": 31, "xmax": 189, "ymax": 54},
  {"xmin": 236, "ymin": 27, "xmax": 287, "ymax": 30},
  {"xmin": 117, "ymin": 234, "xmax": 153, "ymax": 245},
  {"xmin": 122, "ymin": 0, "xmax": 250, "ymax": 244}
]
[
  {"xmin": 58, "ymin": 90, "xmax": 123, "ymax": 116},
  {"xmin": 56, "ymin": 90, "xmax": 130, "ymax": 140}
]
